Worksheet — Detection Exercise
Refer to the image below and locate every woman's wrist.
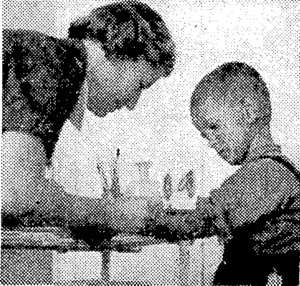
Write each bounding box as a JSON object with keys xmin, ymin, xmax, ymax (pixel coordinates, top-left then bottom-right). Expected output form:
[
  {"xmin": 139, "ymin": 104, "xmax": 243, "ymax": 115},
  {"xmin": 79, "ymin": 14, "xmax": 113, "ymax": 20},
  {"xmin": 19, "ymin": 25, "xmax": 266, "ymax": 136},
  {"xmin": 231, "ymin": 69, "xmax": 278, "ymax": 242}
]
[{"xmin": 62, "ymin": 194, "xmax": 106, "ymax": 229}]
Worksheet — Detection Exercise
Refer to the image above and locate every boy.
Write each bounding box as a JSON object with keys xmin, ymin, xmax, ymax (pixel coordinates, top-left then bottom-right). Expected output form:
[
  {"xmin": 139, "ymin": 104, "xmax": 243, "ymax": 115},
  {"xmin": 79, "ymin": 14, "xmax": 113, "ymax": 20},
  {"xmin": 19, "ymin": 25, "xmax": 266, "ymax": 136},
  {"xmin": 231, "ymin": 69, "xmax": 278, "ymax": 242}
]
[{"xmin": 144, "ymin": 62, "xmax": 300, "ymax": 285}]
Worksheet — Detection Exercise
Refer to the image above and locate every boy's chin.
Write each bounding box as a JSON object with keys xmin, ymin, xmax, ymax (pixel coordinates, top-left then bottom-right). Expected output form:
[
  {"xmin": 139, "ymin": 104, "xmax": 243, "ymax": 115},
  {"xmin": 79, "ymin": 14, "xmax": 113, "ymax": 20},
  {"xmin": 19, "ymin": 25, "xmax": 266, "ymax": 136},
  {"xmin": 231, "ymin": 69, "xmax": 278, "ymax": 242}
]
[
  {"xmin": 219, "ymin": 150, "xmax": 244, "ymax": 166},
  {"xmin": 222, "ymin": 156, "xmax": 238, "ymax": 166}
]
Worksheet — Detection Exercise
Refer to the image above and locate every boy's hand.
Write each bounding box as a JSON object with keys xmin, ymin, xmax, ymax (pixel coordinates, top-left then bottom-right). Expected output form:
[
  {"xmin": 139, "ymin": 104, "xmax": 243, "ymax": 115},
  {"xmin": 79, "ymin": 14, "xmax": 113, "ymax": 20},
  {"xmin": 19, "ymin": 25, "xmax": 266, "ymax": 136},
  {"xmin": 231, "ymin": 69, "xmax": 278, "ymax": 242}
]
[{"xmin": 144, "ymin": 208, "xmax": 204, "ymax": 242}]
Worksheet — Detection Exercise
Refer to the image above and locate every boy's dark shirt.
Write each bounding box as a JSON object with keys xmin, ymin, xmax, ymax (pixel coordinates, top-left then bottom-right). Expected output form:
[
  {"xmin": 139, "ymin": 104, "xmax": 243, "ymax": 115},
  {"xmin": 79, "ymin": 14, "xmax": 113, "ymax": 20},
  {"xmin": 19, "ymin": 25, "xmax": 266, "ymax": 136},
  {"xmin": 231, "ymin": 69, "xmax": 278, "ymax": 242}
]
[
  {"xmin": 205, "ymin": 143, "xmax": 300, "ymax": 250},
  {"xmin": 147, "ymin": 143, "xmax": 300, "ymax": 253},
  {"xmin": 144, "ymin": 143, "xmax": 300, "ymax": 285}
]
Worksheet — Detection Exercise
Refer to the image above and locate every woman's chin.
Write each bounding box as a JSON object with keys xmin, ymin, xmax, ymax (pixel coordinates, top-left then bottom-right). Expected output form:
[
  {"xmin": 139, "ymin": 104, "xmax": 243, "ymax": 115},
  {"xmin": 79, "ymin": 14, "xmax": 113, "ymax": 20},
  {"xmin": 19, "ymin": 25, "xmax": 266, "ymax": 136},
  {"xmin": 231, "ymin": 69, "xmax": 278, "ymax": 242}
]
[
  {"xmin": 90, "ymin": 104, "xmax": 125, "ymax": 117},
  {"xmin": 126, "ymin": 105, "xmax": 135, "ymax": 111},
  {"xmin": 88, "ymin": 107, "xmax": 109, "ymax": 117}
]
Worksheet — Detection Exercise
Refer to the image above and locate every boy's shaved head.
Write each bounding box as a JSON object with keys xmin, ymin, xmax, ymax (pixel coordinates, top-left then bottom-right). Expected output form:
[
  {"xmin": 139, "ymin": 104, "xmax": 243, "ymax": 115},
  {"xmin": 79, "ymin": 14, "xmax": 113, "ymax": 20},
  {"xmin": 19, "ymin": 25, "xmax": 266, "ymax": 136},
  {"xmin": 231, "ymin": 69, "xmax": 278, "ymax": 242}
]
[{"xmin": 191, "ymin": 62, "xmax": 272, "ymax": 126}]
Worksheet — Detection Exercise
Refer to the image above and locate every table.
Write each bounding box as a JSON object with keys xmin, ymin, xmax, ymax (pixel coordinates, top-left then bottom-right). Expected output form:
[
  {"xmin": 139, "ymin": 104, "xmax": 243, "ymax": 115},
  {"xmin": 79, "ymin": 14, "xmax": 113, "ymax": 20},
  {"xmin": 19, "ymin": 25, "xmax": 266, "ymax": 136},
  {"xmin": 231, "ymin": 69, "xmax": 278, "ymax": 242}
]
[
  {"xmin": 1, "ymin": 227, "xmax": 86, "ymax": 284},
  {"xmin": 1, "ymin": 227, "xmax": 193, "ymax": 285}
]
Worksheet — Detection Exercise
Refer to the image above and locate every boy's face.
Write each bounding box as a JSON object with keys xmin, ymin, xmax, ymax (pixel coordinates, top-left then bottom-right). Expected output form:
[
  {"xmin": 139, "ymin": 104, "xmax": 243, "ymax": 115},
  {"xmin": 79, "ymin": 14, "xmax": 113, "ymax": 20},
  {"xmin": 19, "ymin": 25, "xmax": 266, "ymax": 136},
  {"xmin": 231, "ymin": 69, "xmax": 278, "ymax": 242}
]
[{"xmin": 192, "ymin": 97, "xmax": 252, "ymax": 165}]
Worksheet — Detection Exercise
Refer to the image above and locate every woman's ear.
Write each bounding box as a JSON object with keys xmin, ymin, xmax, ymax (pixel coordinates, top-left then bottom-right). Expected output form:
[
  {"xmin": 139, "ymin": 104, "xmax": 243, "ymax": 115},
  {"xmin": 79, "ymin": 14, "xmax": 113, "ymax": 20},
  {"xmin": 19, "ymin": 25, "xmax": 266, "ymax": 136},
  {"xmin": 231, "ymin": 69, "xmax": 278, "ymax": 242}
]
[{"xmin": 83, "ymin": 40, "xmax": 105, "ymax": 68}]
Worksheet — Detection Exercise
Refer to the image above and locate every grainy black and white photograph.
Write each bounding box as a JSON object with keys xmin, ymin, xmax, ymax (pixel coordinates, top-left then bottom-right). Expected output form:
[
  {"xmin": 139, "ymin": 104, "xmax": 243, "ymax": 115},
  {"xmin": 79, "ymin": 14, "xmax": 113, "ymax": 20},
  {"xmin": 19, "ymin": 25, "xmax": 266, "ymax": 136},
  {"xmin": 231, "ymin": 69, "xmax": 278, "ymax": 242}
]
[{"xmin": 1, "ymin": 0, "xmax": 300, "ymax": 285}]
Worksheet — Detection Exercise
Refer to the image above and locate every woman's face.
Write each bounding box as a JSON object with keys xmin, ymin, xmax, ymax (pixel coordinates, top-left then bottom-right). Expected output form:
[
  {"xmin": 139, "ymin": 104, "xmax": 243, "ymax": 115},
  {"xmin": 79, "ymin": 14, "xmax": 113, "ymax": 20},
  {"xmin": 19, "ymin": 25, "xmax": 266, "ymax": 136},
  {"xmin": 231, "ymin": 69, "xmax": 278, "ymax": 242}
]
[
  {"xmin": 85, "ymin": 43, "xmax": 165, "ymax": 116},
  {"xmin": 109, "ymin": 59, "xmax": 165, "ymax": 112}
]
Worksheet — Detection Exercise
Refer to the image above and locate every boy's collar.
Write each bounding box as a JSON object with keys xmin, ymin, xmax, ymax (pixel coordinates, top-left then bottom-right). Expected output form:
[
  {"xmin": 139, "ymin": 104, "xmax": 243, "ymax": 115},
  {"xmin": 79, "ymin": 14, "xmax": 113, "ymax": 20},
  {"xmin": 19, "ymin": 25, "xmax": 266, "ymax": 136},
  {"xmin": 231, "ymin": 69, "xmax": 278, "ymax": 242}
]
[{"xmin": 243, "ymin": 143, "xmax": 282, "ymax": 165}]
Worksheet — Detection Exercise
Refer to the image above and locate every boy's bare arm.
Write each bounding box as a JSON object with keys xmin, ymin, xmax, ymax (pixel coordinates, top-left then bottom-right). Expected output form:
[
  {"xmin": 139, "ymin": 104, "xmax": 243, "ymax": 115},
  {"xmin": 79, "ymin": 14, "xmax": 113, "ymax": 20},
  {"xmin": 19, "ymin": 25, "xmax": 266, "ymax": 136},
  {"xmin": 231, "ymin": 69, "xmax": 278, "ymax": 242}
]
[{"xmin": 141, "ymin": 197, "xmax": 217, "ymax": 242}]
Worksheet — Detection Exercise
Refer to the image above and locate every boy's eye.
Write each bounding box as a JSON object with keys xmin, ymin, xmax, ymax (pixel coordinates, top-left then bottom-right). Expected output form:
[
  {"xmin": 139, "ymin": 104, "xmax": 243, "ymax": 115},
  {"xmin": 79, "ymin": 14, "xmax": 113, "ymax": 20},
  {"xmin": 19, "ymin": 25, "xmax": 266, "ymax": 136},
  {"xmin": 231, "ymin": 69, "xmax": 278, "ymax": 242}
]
[
  {"xmin": 140, "ymin": 82, "xmax": 149, "ymax": 90},
  {"xmin": 201, "ymin": 131, "xmax": 207, "ymax": 139},
  {"xmin": 209, "ymin": 124, "xmax": 218, "ymax": 130},
  {"xmin": 140, "ymin": 80, "xmax": 152, "ymax": 90}
]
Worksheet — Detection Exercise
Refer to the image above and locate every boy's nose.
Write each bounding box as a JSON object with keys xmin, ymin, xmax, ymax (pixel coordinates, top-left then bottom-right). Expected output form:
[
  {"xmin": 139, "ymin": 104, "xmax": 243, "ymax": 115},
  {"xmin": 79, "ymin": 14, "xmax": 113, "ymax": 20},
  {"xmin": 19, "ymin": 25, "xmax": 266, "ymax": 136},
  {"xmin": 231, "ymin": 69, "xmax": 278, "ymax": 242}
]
[
  {"xmin": 209, "ymin": 142, "xmax": 217, "ymax": 150},
  {"xmin": 208, "ymin": 137, "xmax": 218, "ymax": 149},
  {"xmin": 209, "ymin": 140, "xmax": 223, "ymax": 153}
]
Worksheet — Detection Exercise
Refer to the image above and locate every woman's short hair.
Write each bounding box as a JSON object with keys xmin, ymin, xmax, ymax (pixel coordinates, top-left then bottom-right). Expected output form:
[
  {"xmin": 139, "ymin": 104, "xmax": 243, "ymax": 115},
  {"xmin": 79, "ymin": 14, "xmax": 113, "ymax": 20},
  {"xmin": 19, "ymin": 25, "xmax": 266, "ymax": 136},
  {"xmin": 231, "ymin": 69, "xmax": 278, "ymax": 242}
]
[{"xmin": 68, "ymin": 1, "xmax": 175, "ymax": 76}]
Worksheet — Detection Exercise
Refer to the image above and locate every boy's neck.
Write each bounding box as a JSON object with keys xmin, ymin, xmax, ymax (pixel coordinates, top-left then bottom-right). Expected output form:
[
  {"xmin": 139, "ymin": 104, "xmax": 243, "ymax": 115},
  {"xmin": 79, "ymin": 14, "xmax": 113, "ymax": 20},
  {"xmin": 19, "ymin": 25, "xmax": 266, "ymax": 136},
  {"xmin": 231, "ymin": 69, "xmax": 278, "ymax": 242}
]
[{"xmin": 248, "ymin": 125, "xmax": 275, "ymax": 155}]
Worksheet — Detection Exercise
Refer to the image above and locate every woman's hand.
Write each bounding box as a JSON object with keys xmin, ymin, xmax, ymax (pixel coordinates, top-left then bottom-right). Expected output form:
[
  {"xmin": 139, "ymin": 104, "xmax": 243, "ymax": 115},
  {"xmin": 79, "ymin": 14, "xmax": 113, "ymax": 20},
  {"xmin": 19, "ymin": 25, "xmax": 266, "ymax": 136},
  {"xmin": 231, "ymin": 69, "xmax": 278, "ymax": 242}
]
[
  {"xmin": 144, "ymin": 171, "xmax": 202, "ymax": 241},
  {"xmin": 106, "ymin": 196, "xmax": 153, "ymax": 234},
  {"xmin": 97, "ymin": 161, "xmax": 164, "ymax": 234}
]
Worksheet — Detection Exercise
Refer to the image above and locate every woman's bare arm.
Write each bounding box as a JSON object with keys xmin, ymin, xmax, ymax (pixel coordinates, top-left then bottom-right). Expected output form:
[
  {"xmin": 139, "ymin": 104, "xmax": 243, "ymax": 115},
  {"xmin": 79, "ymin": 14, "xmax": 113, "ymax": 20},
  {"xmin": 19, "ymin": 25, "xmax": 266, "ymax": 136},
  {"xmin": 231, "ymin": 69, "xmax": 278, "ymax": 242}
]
[
  {"xmin": 1, "ymin": 132, "xmax": 107, "ymax": 226},
  {"xmin": 1, "ymin": 131, "xmax": 151, "ymax": 234},
  {"xmin": 1, "ymin": 131, "xmax": 48, "ymax": 216}
]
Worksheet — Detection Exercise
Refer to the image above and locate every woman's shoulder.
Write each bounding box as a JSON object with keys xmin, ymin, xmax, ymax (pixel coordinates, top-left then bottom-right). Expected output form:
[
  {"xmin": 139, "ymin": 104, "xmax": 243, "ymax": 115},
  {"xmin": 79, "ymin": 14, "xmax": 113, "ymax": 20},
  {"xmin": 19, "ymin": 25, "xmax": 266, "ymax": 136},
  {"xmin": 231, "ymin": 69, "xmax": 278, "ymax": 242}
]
[
  {"xmin": 3, "ymin": 29, "xmax": 87, "ymax": 109},
  {"xmin": 3, "ymin": 29, "xmax": 49, "ymax": 44},
  {"xmin": 2, "ymin": 29, "xmax": 87, "ymax": 161},
  {"xmin": 3, "ymin": 29, "xmax": 84, "ymax": 49},
  {"xmin": 3, "ymin": 29, "xmax": 87, "ymax": 75}
]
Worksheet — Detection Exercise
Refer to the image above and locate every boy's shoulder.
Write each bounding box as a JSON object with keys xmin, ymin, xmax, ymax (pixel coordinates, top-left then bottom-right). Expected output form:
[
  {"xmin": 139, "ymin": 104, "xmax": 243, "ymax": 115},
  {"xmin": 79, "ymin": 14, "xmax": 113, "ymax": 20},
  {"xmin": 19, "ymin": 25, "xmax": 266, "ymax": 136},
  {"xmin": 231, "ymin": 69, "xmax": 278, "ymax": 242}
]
[
  {"xmin": 214, "ymin": 155, "xmax": 300, "ymax": 203},
  {"xmin": 228, "ymin": 155, "xmax": 298, "ymax": 183}
]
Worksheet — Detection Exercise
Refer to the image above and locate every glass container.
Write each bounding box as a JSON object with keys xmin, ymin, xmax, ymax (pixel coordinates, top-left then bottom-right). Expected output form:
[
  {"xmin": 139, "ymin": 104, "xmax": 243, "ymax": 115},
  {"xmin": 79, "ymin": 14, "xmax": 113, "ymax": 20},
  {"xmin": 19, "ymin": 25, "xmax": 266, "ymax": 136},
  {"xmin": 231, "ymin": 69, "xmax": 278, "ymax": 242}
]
[{"xmin": 126, "ymin": 161, "xmax": 162, "ymax": 203}]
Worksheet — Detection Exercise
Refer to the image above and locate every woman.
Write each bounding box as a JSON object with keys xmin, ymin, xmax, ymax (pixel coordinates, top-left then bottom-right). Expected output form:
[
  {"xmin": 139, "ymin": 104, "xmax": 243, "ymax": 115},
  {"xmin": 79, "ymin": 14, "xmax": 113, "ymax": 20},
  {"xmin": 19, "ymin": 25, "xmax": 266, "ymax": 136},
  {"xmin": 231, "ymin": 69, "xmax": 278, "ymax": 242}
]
[{"xmin": 2, "ymin": 1, "xmax": 175, "ymax": 236}]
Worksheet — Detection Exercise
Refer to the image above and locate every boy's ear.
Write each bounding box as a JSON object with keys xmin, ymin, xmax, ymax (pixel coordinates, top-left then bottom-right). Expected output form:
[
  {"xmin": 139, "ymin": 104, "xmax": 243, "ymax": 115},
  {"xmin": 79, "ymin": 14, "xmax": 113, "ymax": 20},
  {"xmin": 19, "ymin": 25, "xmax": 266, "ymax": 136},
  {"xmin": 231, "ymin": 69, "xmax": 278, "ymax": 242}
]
[{"xmin": 242, "ymin": 98, "xmax": 257, "ymax": 125}]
